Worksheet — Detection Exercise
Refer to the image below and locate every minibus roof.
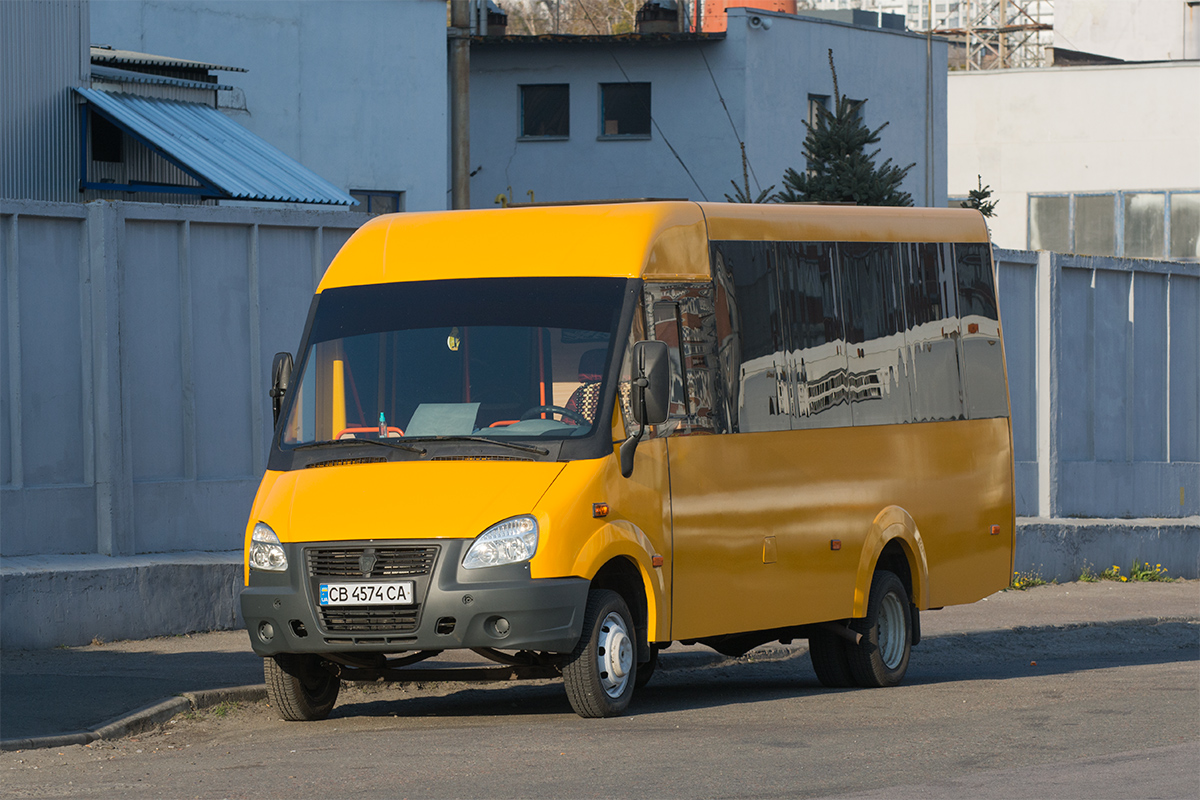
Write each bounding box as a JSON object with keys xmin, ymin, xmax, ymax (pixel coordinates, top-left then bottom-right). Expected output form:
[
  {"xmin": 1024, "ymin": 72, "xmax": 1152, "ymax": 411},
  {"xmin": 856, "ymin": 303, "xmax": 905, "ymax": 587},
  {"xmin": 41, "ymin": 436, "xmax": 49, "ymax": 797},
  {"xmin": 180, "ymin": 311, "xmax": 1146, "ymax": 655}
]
[{"xmin": 317, "ymin": 201, "xmax": 990, "ymax": 292}]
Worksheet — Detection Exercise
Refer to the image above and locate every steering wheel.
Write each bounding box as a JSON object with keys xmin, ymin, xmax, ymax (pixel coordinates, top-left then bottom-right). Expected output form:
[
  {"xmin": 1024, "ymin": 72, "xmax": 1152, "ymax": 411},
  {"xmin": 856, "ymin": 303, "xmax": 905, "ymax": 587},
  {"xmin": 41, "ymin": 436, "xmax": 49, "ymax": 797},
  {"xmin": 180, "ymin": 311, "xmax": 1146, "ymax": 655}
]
[{"xmin": 519, "ymin": 405, "xmax": 590, "ymax": 426}]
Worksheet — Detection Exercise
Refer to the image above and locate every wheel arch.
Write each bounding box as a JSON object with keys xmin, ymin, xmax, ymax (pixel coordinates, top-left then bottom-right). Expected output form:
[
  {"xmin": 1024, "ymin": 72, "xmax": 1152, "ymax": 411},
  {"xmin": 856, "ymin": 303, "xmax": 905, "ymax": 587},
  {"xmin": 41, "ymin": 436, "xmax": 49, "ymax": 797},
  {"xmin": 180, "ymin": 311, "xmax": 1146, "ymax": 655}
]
[
  {"xmin": 852, "ymin": 506, "xmax": 929, "ymax": 617},
  {"xmin": 569, "ymin": 520, "xmax": 666, "ymax": 644}
]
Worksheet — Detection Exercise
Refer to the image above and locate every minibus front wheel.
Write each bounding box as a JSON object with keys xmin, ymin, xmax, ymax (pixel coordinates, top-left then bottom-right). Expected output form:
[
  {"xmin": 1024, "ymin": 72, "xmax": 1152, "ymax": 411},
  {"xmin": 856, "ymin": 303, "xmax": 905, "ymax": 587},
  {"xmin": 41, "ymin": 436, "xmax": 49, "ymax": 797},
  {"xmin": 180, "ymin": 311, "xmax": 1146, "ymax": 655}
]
[
  {"xmin": 265, "ymin": 653, "xmax": 341, "ymax": 721},
  {"xmin": 562, "ymin": 589, "xmax": 638, "ymax": 718}
]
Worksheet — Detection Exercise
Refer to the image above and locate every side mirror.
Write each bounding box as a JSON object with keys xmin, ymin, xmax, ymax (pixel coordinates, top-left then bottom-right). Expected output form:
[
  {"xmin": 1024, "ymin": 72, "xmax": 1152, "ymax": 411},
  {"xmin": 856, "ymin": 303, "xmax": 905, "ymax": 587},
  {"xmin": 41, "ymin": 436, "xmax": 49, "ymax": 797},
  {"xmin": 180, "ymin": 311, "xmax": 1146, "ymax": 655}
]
[
  {"xmin": 620, "ymin": 340, "xmax": 671, "ymax": 478},
  {"xmin": 269, "ymin": 352, "xmax": 294, "ymax": 426},
  {"xmin": 630, "ymin": 340, "xmax": 670, "ymax": 426}
]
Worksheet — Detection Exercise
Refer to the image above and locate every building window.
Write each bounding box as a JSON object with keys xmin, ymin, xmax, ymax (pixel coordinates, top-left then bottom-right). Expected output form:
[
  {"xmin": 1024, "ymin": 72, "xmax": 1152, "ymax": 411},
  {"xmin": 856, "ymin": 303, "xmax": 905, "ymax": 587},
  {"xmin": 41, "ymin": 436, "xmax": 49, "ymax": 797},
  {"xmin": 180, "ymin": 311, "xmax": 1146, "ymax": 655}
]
[
  {"xmin": 1028, "ymin": 190, "xmax": 1200, "ymax": 260},
  {"xmin": 1170, "ymin": 193, "xmax": 1200, "ymax": 259},
  {"xmin": 1124, "ymin": 193, "xmax": 1165, "ymax": 258},
  {"xmin": 90, "ymin": 111, "xmax": 123, "ymax": 163},
  {"xmin": 1074, "ymin": 194, "xmax": 1116, "ymax": 257},
  {"xmin": 520, "ymin": 84, "xmax": 569, "ymax": 138},
  {"xmin": 600, "ymin": 83, "xmax": 651, "ymax": 138},
  {"xmin": 1029, "ymin": 195, "xmax": 1070, "ymax": 253},
  {"xmin": 350, "ymin": 190, "xmax": 405, "ymax": 215}
]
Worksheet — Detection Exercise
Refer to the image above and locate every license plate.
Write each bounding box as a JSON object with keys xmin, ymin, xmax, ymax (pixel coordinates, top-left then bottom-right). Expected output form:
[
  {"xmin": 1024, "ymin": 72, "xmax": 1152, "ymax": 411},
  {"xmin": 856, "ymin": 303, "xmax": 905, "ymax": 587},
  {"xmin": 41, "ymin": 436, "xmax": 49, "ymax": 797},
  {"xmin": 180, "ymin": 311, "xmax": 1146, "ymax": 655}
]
[{"xmin": 319, "ymin": 581, "xmax": 414, "ymax": 606}]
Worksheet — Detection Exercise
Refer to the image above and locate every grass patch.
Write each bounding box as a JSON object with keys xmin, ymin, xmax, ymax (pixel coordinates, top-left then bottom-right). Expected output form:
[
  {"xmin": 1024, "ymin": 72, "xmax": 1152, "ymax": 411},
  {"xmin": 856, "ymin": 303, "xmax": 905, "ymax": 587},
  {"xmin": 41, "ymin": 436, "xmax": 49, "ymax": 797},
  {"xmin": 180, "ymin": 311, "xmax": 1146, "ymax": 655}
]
[
  {"xmin": 210, "ymin": 701, "xmax": 238, "ymax": 718},
  {"xmin": 1078, "ymin": 562, "xmax": 1099, "ymax": 583},
  {"xmin": 1010, "ymin": 568, "xmax": 1052, "ymax": 590},
  {"xmin": 1099, "ymin": 561, "xmax": 1177, "ymax": 583}
]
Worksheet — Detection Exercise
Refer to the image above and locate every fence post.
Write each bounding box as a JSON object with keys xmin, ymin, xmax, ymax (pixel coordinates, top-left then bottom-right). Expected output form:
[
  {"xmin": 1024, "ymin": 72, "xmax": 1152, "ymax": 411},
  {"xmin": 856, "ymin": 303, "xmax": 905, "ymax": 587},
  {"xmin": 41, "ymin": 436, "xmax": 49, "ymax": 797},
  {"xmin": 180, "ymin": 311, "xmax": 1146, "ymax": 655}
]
[
  {"xmin": 1036, "ymin": 250, "xmax": 1061, "ymax": 518},
  {"xmin": 89, "ymin": 201, "xmax": 133, "ymax": 556}
]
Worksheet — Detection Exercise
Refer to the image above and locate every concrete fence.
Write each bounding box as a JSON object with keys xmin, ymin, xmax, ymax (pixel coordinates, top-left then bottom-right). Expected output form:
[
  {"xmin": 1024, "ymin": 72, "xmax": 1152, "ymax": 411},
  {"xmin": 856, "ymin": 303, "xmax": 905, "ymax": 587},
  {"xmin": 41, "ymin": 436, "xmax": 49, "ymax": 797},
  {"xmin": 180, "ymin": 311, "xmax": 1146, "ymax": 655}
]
[
  {"xmin": 1, "ymin": 206, "xmax": 1196, "ymax": 648},
  {"xmin": 2, "ymin": 199, "xmax": 369, "ymax": 558},
  {"xmin": 994, "ymin": 248, "xmax": 1199, "ymax": 519}
]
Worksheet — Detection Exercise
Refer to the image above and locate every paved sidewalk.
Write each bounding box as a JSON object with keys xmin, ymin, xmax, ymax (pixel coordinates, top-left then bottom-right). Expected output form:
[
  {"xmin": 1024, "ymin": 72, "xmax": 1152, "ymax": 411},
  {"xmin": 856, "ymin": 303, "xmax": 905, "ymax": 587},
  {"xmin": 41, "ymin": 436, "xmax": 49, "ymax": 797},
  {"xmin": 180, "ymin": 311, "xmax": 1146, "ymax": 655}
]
[{"xmin": 1, "ymin": 580, "xmax": 1196, "ymax": 750}]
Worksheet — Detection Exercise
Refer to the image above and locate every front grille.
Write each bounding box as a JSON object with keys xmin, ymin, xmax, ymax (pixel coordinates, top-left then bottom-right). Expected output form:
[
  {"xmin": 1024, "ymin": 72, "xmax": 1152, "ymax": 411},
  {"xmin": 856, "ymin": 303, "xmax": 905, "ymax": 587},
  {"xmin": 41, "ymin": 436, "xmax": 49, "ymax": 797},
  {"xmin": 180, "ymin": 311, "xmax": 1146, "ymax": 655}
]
[
  {"xmin": 307, "ymin": 546, "xmax": 438, "ymax": 579},
  {"xmin": 318, "ymin": 606, "xmax": 419, "ymax": 633},
  {"xmin": 306, "ymin": 545, "xmax": 439, "ymax": 637}
]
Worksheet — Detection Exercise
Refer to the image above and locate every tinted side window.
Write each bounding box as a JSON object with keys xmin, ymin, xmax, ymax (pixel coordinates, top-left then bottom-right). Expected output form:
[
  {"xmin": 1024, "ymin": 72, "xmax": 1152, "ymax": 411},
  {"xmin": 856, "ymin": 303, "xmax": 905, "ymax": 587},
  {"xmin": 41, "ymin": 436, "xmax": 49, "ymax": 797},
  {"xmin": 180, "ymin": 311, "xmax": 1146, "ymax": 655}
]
[
  {"xmin": 955, "ymin": 243, "xmax": 1008, "ymax": 419},
  {"xmin": 839, "ymin": 243, "xmax": 910, "ymax": 425},
  {"xmin": 778, "ymin": 242, "xmax": 851, "ymax": 429},
  {"xmin": 955, "ymin": 243, "xmax": 999, "ymax": 320},
  {"xmin": 714, "ymin": 241, "xmax": 790, "ymax": 432},
  {"xmin": 900, "ymin": 243, "xmax": 964, "ymax": 422}
]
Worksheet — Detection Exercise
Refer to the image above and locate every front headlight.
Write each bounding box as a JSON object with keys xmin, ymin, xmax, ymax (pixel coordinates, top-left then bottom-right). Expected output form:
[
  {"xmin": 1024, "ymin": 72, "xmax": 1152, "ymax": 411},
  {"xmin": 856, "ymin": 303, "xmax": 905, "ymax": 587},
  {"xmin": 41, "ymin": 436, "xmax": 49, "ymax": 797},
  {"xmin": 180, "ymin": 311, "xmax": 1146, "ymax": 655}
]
[
  {"xmin": 249, "ymin": 522, "xmax": 288, "ymax": 572},
  {"xmin": 462, "ymin": 515, "xmax": 538, "ymax": 569}
]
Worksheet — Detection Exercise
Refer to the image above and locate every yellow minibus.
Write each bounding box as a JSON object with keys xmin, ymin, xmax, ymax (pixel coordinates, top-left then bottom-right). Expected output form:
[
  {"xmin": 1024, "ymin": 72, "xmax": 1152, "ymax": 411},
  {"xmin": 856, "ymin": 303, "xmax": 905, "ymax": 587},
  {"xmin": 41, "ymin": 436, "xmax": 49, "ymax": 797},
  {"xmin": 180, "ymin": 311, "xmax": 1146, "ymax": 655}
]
[{"xmin": 241, "ymin": 201, "xmax": 1014, "ymax": 720}]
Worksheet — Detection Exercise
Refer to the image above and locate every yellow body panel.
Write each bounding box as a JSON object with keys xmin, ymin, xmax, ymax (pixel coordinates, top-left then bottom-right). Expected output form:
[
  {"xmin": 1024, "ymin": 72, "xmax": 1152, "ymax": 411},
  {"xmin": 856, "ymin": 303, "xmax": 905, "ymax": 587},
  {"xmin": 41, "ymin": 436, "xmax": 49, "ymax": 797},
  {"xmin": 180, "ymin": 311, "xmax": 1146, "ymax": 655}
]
[
  {"xmin": 244, "ymin": 460, "xmax": 565, "ymax": 555},
  {"xmin": 317, "ymin": 203, "xmax": 709, "ymax": 291},
  {"xmin": 698, "ymin": 202, "xmax": 991, "ymax": 245},
  {"xmin": 666, "ymin": 417, "xmax": 1013, "ymax": 640}
]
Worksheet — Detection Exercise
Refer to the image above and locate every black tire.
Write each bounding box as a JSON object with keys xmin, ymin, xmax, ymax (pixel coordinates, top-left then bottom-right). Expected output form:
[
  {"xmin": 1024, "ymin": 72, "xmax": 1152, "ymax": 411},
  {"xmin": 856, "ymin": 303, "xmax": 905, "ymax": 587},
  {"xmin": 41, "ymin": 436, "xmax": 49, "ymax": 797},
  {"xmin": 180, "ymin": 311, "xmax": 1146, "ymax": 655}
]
[
  {"xmin": 634, "ymin": 644, "xmax": 659, "ymax": 690},
  {"xmin": 808, "ymin": 628, "xmax": 855, "ymax": 688},
  {"xmin": 562, "ymin": 589, "xmax": 638, "ymax": 718},
  {"xmin": 265, "ymin": 654, "xmax": 341, "ymax": 721},
  {"xmin": 846, "ymin": 570, "xmax": 912, "ymax": 688}
]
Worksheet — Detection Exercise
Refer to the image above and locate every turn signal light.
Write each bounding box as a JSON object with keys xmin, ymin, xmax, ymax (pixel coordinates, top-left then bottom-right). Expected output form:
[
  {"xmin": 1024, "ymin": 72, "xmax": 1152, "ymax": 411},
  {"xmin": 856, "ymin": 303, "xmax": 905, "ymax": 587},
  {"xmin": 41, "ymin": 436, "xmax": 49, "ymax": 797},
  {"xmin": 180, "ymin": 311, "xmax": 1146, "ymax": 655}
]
[
  {"xmin": 592, "ymin": 503, "xmax": 609, "ymax": 518},
  {"xmin": 990, "ymin": 524, "xmax": 1001, "ymax": 535},
  {"xmin": 830, "ymin": 539, "xmax": 842, "ymax": 551}
]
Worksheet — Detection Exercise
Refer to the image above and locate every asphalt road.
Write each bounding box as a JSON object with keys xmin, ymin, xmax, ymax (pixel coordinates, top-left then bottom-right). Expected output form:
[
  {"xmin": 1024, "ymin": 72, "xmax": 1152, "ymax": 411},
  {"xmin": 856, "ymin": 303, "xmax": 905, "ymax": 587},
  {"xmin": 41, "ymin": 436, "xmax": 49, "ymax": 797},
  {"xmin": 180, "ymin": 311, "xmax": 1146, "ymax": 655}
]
[{"xmin": 1, "ymin": 618, "xmax": 1196, "ymax": 799}]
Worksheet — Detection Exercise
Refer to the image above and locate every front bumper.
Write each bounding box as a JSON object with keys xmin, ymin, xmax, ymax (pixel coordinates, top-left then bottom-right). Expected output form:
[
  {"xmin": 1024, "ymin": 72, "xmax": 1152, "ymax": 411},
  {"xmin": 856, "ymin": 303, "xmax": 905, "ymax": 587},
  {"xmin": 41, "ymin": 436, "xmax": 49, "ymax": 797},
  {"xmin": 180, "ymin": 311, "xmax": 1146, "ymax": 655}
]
[{"xmin": 241, "ymin": 539, "xmax": 588, "ymax": 656}]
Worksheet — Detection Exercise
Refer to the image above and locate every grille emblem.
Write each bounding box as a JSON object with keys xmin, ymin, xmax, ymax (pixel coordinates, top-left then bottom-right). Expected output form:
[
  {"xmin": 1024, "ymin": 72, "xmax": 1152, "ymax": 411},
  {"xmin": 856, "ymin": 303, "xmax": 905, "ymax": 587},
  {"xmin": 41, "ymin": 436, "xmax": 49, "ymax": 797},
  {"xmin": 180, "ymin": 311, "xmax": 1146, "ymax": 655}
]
[{"xmin": 359, "ymin": 550, "xmax": 377, "ymax": 577}]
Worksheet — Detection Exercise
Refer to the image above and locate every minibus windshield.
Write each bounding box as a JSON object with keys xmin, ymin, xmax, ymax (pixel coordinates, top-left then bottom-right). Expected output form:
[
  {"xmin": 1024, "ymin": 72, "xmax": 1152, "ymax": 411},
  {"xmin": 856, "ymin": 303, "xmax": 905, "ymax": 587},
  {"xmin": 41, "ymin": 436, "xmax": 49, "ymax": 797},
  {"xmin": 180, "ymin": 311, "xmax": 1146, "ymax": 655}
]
[{"xmin": 279, "ymin": 277, "xmax": 629, "ymax": 449}]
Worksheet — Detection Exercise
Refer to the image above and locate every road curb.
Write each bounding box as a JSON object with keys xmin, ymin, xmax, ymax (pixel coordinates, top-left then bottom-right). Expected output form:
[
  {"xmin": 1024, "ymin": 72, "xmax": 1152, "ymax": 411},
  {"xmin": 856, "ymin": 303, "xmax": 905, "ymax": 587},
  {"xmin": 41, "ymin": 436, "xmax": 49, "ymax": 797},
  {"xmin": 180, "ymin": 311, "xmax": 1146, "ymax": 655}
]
[{"xmin": 0, "ymin": 684, "xmax": 267, "ymax": 753}]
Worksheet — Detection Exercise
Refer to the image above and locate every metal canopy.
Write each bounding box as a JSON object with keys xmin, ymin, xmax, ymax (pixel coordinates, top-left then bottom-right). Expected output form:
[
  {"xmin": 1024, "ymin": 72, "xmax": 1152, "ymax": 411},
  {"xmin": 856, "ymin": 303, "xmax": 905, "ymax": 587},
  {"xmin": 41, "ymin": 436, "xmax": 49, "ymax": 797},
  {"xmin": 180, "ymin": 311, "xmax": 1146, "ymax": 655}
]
[{"xmin": 76, "ymin": 88, "xmax": 356, "ymax": 206}]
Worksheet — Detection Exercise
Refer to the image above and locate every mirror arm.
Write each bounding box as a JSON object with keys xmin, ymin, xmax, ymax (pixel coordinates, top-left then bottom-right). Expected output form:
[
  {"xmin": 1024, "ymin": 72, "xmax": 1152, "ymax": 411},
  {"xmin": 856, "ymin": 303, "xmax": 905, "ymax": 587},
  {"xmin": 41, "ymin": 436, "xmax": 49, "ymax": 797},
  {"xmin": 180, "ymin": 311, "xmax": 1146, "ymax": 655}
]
[{"xmin": 620, "ymin": 377, "xmax": 650, "ymax": 478}]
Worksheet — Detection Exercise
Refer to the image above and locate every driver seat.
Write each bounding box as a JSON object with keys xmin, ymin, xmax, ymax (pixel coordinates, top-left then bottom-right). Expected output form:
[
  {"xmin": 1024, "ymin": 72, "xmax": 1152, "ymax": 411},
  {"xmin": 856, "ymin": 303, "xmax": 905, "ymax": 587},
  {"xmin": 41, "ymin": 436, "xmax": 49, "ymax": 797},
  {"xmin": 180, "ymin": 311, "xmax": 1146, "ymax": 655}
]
[{"xmin": 563, "ymin": 348, "xmax": 606, "ymax": 426}]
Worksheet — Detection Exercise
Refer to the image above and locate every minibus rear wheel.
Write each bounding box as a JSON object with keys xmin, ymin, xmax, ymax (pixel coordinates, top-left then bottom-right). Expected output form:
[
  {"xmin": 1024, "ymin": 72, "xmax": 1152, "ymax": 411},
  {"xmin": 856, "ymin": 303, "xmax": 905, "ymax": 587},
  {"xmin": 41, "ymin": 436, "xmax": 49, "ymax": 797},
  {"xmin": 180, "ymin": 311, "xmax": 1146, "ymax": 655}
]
[
  {"xmin": 265, "ymin": 653, "xmax": 341, "ymax": 721},
  {"xmin": 563, "ymin": 589, "xmax": 637, "ymax": 718},
  {"xmin": 846, "ymin": 570, "xmax": 912, "ymax": 688},
  {"xmin": 808, "ymin": 629, "xmax": 854, "ymax": 688}
]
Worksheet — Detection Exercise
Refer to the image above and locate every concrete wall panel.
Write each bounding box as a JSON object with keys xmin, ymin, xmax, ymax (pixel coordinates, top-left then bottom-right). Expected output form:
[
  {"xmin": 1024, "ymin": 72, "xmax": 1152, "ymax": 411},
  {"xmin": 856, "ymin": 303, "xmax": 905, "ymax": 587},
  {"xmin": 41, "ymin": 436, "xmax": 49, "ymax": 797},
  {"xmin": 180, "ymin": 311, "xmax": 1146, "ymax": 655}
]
[
  {"xmin": 1059, "ymin": 267, "xmax": 1094, "ymax": 461},
  {"xmin": 189, "ymin": 223, "xmax": 253, "ymax": 481},
  {"xmin": 1, "ymin": 216, "xmax": 11, "ymax": 487},
  {"xmin": 123, "ymin": 220, "xmax": 186, "ymax": 482},
  {"xmin": 1132, "ymin": 271, "xmax": 1167, "ymax": 462},
  {"xmin": 17, "ymin": 216, "xmax": 87, "ymax": 487},
  {"xmin": 1091, "ymin": 269, "xmax": 1129, "ymax": 463},
  {"xmin": 131, "ymin": 479, "xmax": 257, "ymax": 554},
  {"xmin": 0, "ymin": 486, "xmax": 96, "ymax": 556},
  {"xmin": 1169, "ymin": 274, "xmax": 1199, "ymax": 462}
]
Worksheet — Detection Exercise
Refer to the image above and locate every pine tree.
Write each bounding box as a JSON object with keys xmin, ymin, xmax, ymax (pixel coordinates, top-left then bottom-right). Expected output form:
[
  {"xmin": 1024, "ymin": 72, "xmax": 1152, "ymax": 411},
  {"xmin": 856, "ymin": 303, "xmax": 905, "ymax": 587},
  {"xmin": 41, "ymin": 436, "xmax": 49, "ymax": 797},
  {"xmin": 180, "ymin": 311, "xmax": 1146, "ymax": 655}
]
[
  {"xmin": 961, "ymin": 174, "xmax": 998, "ymax": 217},
  {"xmin": 774, "ymin": 50, "xmax": 915, "ymax": 207}
]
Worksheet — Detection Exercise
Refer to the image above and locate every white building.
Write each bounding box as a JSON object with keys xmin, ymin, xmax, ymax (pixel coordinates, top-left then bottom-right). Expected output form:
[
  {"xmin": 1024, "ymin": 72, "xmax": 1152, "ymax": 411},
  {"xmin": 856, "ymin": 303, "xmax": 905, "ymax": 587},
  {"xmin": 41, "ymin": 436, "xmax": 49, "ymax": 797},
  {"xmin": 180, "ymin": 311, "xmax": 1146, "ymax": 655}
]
[
  {"xmin": 1054, "ymin": 0, "xmax": 1200, "ymax": 61},
  {"xmin": 948, "ymin": 61, "xmax": 1200, "ymax": 258}
]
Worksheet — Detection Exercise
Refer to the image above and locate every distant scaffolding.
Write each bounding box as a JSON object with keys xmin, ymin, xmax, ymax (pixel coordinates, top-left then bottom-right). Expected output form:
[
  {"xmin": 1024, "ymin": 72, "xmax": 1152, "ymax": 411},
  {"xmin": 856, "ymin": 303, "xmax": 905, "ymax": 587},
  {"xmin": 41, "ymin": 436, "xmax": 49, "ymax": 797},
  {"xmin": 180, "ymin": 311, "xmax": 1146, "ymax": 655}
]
[{"xmin": 931, "ymin": 0, "xmax": 1054, "ymax": 70}]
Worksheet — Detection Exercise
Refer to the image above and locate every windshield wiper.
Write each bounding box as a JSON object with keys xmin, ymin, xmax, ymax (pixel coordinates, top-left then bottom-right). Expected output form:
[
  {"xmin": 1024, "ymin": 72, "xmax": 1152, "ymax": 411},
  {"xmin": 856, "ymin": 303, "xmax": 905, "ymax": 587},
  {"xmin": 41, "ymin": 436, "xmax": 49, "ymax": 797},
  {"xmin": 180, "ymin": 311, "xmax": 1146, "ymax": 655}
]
[
  {"xmin": 293, "ymin": 438, "xmax": 427, "ymax": 455},
  {"xmin": 407, "ymin": 436, "xmax": 550, "ymax": 456}
]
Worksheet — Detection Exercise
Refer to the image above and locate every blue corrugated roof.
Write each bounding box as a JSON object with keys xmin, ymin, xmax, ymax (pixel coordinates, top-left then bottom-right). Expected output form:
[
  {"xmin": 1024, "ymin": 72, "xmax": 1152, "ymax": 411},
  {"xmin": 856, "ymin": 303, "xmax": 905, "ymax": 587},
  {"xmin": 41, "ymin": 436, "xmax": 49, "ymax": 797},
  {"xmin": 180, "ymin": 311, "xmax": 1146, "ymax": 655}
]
[
  {"xmin": 76, "ymin": 88, "xmax": 356, "ymax": 206},
  {"xmin": 91, "ymin": 65, "xmax": 236, "ymax": 91}
]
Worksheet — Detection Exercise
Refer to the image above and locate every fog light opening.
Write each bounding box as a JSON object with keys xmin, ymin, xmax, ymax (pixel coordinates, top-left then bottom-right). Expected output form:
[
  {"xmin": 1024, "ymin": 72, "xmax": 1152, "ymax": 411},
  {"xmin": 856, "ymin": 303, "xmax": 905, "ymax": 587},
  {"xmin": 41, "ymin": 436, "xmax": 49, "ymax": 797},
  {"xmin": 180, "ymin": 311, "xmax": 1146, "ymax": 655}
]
[
  {"xmin": 485, "ymin": 616, "xmax": 511, "ymax": 639},
  {"xmin": 258, "ymin": 621, "xmax": 275, "ymax": 643},
  {"xmin": 290, "ymin": 620, "xmax": 308, "ymax": 638}
]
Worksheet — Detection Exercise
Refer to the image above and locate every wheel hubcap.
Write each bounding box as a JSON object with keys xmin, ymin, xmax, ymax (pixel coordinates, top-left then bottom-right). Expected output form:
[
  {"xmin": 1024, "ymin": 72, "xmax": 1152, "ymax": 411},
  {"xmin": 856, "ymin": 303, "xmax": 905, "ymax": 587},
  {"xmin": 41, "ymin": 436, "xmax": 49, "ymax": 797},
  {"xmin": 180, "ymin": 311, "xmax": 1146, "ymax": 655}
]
[
  {"xmin": 596, "ymin": 611, "xmax": 634, "ymax": 698},
  {"xmin": 877, "ymin": 591, "xmax": 907, "ymax": 670}
]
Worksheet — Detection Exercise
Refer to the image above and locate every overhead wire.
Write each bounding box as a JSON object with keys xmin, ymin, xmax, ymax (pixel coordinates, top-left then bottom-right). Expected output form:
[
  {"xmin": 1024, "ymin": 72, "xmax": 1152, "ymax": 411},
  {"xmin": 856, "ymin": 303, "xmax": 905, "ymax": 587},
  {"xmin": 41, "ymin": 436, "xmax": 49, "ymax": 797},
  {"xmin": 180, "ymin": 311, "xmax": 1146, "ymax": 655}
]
[
  {"xmin": 697, "ymin": 46, "xmax": 765, "ymax": 194},
  {"xmin": 575, "ymin": 0, "xmax": 709, "ymax": 200}
]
